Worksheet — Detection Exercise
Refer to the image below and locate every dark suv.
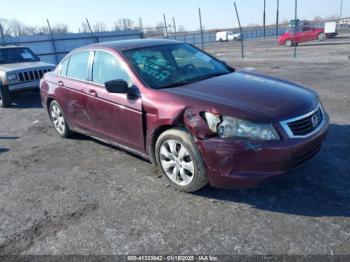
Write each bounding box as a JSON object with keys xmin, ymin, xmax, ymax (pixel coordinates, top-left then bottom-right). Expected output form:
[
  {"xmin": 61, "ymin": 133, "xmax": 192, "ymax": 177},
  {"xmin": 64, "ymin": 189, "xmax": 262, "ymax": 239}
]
[{"xmin": 40, "ymin": 39, "xmax": 329, "ymax": 192}]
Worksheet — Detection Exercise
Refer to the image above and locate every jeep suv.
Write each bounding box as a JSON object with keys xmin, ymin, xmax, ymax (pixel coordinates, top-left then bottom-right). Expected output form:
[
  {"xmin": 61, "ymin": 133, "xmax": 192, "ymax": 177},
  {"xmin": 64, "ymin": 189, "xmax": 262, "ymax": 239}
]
[{"xmin": 0, "ymin": 46, "xmax": 56, "ymax": 107}]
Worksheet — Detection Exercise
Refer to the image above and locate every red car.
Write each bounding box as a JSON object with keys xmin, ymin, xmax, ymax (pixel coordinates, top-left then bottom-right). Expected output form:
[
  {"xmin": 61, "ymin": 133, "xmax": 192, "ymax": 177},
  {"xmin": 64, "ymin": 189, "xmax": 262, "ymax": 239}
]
[
  {"xmin": 279, "ymin": 26, "xmax": 326, "ymax": 47},
  {"xmin": 40, "ymin": 40, "xmax": 329, "ymax": 192}
]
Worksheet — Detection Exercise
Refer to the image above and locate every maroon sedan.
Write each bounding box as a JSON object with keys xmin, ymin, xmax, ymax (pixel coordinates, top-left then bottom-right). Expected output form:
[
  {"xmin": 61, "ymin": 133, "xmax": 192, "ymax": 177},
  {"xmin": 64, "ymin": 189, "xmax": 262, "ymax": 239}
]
[{"xmin": 40, "ymin": 39, "xmax": 329, "ymax": 192}]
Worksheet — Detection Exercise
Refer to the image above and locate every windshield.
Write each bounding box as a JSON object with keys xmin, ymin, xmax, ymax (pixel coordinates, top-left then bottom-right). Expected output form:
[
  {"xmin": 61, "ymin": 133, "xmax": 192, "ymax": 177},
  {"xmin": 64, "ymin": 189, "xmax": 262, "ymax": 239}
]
[
  {"xmin": 0, "ymin": 48, "xmax": 40, "ymax": 64},
  {"xmin": 123, "ymin": 43, "xmax": 233, "ymax": 89}
]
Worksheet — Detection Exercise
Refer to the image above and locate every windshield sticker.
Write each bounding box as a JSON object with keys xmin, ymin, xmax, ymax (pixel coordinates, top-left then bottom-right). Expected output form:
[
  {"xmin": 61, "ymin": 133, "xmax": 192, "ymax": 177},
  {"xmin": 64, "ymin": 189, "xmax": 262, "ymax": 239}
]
[
  {"xmin": 21, "ymin": 50, "xmax": 34, "ymax": 59},
  {"xmin": 195, "ymin": 52, "xmax": 213, "ymax": 62}
]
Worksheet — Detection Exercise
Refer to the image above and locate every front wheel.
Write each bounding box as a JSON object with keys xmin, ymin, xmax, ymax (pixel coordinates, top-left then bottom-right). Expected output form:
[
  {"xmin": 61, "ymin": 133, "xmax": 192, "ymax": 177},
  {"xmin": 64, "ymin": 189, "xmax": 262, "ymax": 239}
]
[
  {"xmin": 0, "ymin": 85, "xmax": 12, "ymax": 108},
  {"xmin": 49, "ymin": 100, "xmax": 72, "ymax": 138},
  {"xmin": 155, "ymin": 128, "xmax": 208, "ymax": 193}
]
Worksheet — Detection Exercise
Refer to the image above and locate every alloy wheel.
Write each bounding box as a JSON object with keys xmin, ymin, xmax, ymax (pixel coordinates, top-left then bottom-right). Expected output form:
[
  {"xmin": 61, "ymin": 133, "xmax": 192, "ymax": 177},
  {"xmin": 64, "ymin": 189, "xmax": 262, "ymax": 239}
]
[
  {"xmin": 159, "ymin": 139, "xmax": 195, "ymax": 186},
  {"xmin": 50, "ymin": 104, "xmax": 66, "ymax": 135}
]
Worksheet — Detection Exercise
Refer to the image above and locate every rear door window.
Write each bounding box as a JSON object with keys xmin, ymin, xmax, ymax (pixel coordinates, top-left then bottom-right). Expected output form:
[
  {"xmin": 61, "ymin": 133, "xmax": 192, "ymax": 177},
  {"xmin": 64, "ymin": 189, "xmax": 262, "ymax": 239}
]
[{"xmin": 66, "ymin": 51, "xmax": 90, "ymax": 81}]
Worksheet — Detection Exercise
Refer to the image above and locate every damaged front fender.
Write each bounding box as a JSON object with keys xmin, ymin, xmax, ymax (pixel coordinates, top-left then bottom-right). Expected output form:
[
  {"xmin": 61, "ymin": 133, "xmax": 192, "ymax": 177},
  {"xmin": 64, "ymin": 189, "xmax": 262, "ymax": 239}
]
[{"xmin": 183, "ymin": 107, "xmax": 219, "ymax": 140}]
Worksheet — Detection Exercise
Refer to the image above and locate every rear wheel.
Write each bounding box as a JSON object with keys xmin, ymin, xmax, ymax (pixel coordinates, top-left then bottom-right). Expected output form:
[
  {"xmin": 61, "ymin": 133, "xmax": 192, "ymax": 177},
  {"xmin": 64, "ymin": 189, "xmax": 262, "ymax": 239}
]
[
  {"xmin": 318, "ymin": 33, "xmax": 326, "ymax": 41},
  {"xmin": 285, "ymin": 40, "xmax": 293, "ymax": 47},
  {"xmin": 0, "ymin": 85, "xmax": 12, "ymax": 108},
  {"xmin": 49, "ymin": 100, "xmax": 72, "ymax": 138},
  {"xmin": 155, "ymin": 128, "xmax": 208, "ymax": 192}
]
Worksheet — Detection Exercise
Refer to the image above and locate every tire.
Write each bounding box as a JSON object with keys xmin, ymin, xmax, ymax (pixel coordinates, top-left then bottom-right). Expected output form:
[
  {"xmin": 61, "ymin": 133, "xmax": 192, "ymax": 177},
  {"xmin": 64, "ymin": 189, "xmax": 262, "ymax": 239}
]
[
  {"xmin": 155, "ymin": 128, "xmax": 208, "ymax": 193},
  {"xmin": 49, "ymin": 100, "xmax": 72, "ymax": 138},
  {"xmin": 318, "ymin": 33, "xmax": 326, "ymax": 41},
  {"xmin": 285, "ymin": 40, "xmax": 293, "ymax": 47},
  {"xmin": 0, "ymin": 85, "xmax": 12, "ymax": 108}
]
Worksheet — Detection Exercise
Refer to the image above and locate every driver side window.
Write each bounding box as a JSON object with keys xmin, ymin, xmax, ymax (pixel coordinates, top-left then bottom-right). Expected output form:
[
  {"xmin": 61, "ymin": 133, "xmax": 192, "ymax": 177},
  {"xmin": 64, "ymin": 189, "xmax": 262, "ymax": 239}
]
[{"xmin": 92, "ymin": 51, "xmax": 132, "ymax": 87}]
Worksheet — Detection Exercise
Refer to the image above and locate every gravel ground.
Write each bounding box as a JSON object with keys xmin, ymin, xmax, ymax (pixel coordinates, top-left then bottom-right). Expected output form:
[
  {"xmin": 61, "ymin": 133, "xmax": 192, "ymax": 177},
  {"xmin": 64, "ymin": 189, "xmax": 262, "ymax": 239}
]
[{"xmin": 0, "ymin": 37, "xmax": 349, "ymax": 256}]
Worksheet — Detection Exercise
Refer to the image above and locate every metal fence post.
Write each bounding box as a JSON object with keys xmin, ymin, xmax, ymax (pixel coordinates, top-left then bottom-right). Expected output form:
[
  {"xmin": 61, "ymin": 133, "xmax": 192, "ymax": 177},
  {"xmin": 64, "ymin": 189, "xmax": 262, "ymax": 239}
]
[
  {"xmin": 139, "ymin": 18, "xmax": 143, "ymax": 32},
  {"xmin": 163, "ymin": 14, "xmax": 169, "ymax": 39},
  {"xmin": 293, "ymin": 0, "xmax": 298, "ymax": 58},
  {"xmin": 276, "ymin": 0, "xmax": 280, "ymax": 36},
  {"xmin": 86, "ymin": 18, "xmax": 98, "ymax": 43},
  {"xmin": 123, "ymin": 19, "xmax": 127, "ymax": 30},
  {"xmin": 199, "ymin": 8, "xmax": 204, "ymax": 50},
  {"xmin": 263, "ymin": 0, "xmax": 266, "ymax": 37},
  {"xmin": 173, "ymin": 17, "xmax": 177, "ymax": 40},
  {"xmin": 0, "ymin": 23, "xmax": 5, "ymax": 46},
  {"xmin": 234, "ymin": 2, "xmax": 244, "ymax": 59},
  {"xmin": 46, "ymin": 19, "xmax": 59, "ymax": 64}
]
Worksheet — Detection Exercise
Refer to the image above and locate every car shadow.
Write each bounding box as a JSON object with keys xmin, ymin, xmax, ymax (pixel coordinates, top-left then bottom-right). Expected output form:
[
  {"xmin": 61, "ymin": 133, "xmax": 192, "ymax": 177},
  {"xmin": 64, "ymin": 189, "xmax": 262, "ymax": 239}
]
[
  {"xmin": 194, "ymin": 124, "xmax": 350, "ymax": 217},
  {"xmin": 300, "ymin": 40, "xmax": 350, "ymax": 47},
  {"xmin": 69, "ymin": 133, "xmax": 150, "ymax": 163},
  {"xmin": 10, "ymin": 91, "xmax": 43, "ymax": 109},
  {"xmin": 0, "ymin": 136, "xmax": 20, "ymax": 140},
  {"xmin": 0, "ymin": 148, "xmax": 9, "ymax": 154}
]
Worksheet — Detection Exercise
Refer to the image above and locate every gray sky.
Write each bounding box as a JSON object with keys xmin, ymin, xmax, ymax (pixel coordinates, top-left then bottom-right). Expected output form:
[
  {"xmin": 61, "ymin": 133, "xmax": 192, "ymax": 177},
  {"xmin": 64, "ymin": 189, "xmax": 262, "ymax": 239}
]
[{"xmin": 1, "ymin": 0, "xmax": 348, "ymax": 32}]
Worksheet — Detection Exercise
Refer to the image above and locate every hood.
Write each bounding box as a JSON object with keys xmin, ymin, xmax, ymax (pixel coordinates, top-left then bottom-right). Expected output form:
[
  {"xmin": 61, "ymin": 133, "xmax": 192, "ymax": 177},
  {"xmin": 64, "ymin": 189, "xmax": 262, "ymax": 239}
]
[
  {"xmin": 0, "ymin": 61, "xmax": 56, "ymax": 73},
  {"xmin": 163, "ymin": 71, "xmax": 318, "ymax": 122}
]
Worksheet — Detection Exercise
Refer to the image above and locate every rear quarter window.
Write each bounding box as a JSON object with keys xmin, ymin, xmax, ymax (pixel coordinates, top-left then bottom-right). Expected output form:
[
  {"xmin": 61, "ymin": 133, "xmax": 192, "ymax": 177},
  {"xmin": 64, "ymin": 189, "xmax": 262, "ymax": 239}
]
[{"xmin": 59, "ymin": 58, "xmax": 69, "ymax": 76}]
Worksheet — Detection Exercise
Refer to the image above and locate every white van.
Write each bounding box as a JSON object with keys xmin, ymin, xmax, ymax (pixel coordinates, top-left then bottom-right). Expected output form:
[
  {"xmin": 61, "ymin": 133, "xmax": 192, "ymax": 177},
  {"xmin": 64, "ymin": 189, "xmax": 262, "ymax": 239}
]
[{"xmin": 216, "ymin": 31, "xmax": 241, "ymax": 42}]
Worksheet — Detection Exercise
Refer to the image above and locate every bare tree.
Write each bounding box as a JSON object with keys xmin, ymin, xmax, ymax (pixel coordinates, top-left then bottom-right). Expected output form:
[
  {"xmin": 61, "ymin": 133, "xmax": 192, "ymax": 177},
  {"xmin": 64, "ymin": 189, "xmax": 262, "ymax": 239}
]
[
  {"xmin": 8, "ymin": 19, "xmax": 27, "ymax": 37},
  {"xmin": 51, "ymin": 24, "xmax": 68, "ymax": 34},
  {"xmin": 93, "ymin": 22, "xmax": 107, "ymax": 32},
  {"xmin": 116, "ymin": 19, "xmax": 135, "ymax": 30},
  {"xmin": 112, "ymin": 22, "xmax": 121, "ymax": 31},
  {"xmin": 177, "ymin": 25, "xmax": 186, "ymax": 33},
  {"xmin": 0, "ymin": 18, "xmax": 12, "ymax": 36}
]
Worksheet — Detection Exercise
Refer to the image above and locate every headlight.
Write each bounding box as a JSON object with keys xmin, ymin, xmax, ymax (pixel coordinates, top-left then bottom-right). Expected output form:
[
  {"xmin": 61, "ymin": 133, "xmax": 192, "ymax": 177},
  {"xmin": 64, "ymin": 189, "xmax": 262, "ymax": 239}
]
[
  {"xmin": 204, "ymin": 113, "xmax": 280, "ymax": 141},
  {"xmin": 7, "ymin": 73, "xmax": 18, "ymax": 82}
]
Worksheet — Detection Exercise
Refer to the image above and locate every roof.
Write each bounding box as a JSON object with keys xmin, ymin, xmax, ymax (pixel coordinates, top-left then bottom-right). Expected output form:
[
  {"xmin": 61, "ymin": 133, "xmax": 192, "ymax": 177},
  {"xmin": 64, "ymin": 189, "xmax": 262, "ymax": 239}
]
[
  {"xmin": 0, "ymin": 45, "xmax": 22, "ymax": 49},
  {"xmin": 86, "ymin": 39, "xmax": 180, "ymax": 51}
]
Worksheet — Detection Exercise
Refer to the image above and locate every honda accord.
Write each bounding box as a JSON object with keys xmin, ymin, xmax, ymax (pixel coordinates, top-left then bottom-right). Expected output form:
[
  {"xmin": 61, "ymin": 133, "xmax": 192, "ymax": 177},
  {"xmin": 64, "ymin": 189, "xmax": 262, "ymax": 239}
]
[{"xmin": 40, "ymin": 39, "xmax": 329, "ymax": 192}]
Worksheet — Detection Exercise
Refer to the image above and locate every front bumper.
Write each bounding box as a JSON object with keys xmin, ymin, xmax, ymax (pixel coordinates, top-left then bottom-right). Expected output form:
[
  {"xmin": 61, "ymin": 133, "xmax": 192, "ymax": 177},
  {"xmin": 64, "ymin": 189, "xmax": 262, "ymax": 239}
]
[
  {"xmin": 196, "ymin": 114, "xmax": 330, "ymax": 189},
  {"xmin": 7, "ymin": 81, "xmax": 40, "ymax": 92}
]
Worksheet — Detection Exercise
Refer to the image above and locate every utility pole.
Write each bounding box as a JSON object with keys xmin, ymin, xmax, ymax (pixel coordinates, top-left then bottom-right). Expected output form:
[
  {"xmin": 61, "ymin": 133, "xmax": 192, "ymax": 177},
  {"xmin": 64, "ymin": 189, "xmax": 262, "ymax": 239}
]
[
  {"xmin": 276, "ymin": 0, "xmax": 280, "ymax": 36},
  {"xmin": 163, "ymin": 14, "xmax": 169, "ymax": 38},
  {"xmin": 263, "ymin": 0, "xmax": 266, "ymax": 37}
]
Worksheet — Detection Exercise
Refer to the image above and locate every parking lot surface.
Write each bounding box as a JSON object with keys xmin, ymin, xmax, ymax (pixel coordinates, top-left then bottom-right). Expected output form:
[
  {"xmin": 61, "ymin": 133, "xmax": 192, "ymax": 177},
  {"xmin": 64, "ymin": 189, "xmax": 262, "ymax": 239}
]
[{"xmin": 0, "ymin": 37, "xmax": 349, "ymax": 255}]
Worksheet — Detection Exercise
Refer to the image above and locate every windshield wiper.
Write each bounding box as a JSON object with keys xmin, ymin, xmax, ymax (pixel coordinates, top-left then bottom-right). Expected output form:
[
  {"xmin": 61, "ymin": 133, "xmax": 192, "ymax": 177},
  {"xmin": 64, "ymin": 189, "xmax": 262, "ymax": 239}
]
[{"xmin": 190, "ymin": 72, "xmax": 230, "ymax": 83}]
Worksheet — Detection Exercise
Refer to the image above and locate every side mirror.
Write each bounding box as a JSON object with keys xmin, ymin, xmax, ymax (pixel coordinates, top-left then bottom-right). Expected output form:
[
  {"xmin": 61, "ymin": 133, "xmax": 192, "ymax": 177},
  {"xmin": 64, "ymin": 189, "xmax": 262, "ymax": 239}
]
[{"xmin": 105, "ymin": 80, "xmax": 129, "ymax": 93}]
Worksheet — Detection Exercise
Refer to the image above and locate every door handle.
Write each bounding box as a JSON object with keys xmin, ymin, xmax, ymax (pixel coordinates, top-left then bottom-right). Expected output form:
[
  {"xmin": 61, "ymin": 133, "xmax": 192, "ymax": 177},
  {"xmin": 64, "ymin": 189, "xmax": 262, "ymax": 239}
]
[
  {"xmin": 88, "ymin": 89, "xmax": 97, "ymax": 97},
  {"xmin": 58, "ymin": 80, "xmax": 64, "ymax": 86}
]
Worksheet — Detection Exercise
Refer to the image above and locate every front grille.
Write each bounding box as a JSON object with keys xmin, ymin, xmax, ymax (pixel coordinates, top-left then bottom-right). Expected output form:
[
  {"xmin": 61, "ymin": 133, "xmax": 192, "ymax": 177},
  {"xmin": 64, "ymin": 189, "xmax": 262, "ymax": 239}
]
[
  {"xmin": 17, "ymin": 68, "xmax": 52, "ymax": 82},
  {"xmin": 286, "ymin": 108, "xmax": 323, "ymax": 137},
  {"xmin": 293, "ymin": 144, "xmax": 322, "ymax": 167}
]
